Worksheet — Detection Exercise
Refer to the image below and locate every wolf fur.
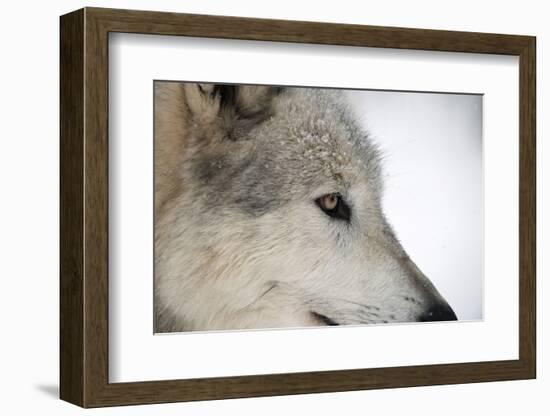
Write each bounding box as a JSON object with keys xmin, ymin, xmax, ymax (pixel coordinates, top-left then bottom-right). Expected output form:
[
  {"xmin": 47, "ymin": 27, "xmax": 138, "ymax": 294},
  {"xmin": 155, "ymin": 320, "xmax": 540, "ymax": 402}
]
[{"xmin": 154, "ymin": 82, "xmax": 456, "ymax": 332}]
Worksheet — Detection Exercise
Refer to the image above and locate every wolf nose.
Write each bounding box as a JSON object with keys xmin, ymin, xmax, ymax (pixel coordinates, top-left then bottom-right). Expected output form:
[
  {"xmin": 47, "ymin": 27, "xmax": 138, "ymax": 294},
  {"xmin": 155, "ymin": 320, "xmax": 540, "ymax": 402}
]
[{"xmin": 420, "ymin": 303, "xmax": 457, "ymax": 322}]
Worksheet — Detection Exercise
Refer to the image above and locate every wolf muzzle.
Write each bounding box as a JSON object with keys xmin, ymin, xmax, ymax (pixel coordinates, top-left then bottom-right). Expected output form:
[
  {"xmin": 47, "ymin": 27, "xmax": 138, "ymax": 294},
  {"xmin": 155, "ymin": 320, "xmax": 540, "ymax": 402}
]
[{"xmin": 419, "ymin": 301, "xmax": 458, "ymax": 322}]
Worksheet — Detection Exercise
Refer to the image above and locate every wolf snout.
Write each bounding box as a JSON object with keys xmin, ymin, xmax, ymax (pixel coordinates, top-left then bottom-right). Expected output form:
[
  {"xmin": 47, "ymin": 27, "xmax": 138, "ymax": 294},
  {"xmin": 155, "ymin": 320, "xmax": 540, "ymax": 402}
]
[{"xmin": 419, "ymin": 302, "xmax": 457, "ymax": 322}]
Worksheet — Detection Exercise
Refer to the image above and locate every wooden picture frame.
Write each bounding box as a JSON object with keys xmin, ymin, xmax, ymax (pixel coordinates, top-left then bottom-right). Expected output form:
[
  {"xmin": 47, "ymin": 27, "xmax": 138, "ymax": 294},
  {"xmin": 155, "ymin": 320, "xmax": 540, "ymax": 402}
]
[{"xmin": 60, "ymin": 7, "xmax": 536, "ymax": 408}]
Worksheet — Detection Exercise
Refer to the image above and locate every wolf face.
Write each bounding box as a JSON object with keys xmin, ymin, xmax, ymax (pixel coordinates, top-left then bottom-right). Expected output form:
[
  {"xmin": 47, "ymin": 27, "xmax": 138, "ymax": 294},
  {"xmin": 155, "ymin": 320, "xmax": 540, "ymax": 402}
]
[{"xmin": 154, "ymin": 83, "xmax": 457, "ymax": 332}]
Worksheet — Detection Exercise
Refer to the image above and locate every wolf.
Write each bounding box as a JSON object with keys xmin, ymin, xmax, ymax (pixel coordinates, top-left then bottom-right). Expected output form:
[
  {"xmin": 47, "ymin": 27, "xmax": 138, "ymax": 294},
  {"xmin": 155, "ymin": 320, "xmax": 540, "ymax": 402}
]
[{"xmin": 154, "ymin": 82, "xmax": 457, "ymax": 332}]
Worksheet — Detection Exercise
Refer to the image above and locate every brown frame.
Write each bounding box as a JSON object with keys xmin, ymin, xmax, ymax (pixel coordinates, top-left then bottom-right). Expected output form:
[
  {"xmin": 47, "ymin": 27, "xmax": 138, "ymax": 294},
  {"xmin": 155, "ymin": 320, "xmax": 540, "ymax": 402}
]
[{"xmin": 60, "ymin": 7, "xmax": 536, "ymax": 408}]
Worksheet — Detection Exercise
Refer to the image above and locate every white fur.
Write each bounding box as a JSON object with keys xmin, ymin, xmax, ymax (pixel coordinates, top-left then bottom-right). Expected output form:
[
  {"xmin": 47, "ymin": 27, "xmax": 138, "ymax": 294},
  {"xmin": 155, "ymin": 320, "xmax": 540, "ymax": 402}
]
[{"xmin": 154, "ymin": 83, "xmax": 454, "ymax": 332}]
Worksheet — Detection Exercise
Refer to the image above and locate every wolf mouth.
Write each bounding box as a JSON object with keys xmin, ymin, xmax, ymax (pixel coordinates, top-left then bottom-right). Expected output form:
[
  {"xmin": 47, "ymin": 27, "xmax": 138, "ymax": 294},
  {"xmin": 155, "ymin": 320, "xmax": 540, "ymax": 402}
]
[{"xmin": 311, "ymin": 311, "xmax": 340, "ymax": 326}]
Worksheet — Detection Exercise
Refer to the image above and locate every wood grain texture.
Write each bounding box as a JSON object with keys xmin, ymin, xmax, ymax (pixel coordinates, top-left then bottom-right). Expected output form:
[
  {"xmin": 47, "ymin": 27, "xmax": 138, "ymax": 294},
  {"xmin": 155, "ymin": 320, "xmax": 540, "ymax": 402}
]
[
  {"xmin": 83, "ymin": 10, "xmax": 110, "ymax": 406},
  {"xmin": 518, "ymin": 38, "xmax": 536, "ymax": 376},
  {"xmin": 59, "ymin": 7, "xmax": 537, "ymax": 408},
  {"xmin": 59, "ymin": 8, "xmax": 84, "ymax": 407}
]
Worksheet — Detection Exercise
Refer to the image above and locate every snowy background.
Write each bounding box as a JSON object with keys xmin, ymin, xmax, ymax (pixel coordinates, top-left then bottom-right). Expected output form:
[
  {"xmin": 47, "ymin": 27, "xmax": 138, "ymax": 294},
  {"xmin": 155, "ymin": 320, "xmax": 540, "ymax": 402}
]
[{"xmin": 346, "ymin": 90, "xmax": 482, "ymax": 320}]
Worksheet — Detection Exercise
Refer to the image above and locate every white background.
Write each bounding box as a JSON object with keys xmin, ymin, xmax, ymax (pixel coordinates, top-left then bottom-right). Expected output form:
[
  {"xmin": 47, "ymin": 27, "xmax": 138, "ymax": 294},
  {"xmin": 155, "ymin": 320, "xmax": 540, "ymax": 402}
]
[
  {"xmin": 0, "ymin": 0, "xmax": 546, "ymax": 415},
  {"xmin": 110, "ymin": 37, "xmax": 509, "ymax": 383},
  {"xmin": 348, "ymin": 90, "xmax": 483, "ymax": 320}
]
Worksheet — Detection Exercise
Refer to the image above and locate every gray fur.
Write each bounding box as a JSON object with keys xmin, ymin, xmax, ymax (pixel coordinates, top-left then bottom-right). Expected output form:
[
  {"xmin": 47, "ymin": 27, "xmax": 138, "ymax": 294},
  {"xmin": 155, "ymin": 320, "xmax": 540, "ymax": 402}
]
[
  {"xmin": 189, "ymin": 87, "xmax": 382, "ymax": 218},
  {"xmin": 154, "ymin": 82, "xmax": 456, "ymax": 332}
]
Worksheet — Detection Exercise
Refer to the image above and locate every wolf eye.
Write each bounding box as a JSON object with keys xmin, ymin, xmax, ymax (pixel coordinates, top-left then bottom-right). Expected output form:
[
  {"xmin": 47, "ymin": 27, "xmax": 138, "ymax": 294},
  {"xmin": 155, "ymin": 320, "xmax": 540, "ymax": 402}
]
[{"xmin": 315, "ymin": 193, "xmax": 351, "ymax": 221}]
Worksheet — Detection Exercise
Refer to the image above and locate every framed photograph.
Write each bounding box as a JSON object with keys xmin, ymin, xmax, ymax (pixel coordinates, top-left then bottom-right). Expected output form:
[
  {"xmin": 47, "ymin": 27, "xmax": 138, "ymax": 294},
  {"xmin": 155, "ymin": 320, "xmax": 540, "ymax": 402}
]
[{"xmin": 60, "ymin": 7, "xmax": 536, "ymax": 407}]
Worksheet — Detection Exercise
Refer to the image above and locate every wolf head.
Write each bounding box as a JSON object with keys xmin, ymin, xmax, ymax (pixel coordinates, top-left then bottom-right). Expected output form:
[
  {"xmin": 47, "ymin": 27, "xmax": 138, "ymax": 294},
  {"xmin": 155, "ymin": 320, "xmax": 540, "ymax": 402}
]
[{"xmin": 155, "ymin": 83, "xmax": 457, "ymax": 332}]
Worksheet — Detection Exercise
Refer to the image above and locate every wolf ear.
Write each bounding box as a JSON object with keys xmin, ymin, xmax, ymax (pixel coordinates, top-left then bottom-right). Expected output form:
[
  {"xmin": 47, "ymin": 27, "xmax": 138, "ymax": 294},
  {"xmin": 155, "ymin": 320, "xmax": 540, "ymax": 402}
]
[{"xmin": 183, "ymin": 83, "xmax": 283, "ymax": 142}]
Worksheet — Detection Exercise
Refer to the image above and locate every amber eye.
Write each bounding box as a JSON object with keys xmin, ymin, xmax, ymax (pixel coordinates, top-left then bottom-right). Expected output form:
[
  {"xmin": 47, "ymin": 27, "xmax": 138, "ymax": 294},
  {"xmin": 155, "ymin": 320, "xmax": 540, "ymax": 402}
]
[
  {"xmin": 315, "ymin": 193, "xmax": 351, "ymax": 221},
  {"xmin": 320, "ymin": 194, "xmax": 338, "ymax": 210}
]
